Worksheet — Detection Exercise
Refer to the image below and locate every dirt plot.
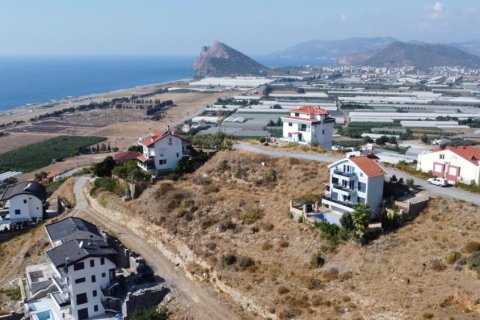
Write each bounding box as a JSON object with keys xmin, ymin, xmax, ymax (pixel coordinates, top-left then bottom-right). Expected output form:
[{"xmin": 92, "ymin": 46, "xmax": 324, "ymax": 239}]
[
  {"xmin": 0, "ymin": 133, "xmax": 54, "ymax": 154},
  {"xmin": 96, "ymin": 150, "xmax": 480, "ymax": 319}
]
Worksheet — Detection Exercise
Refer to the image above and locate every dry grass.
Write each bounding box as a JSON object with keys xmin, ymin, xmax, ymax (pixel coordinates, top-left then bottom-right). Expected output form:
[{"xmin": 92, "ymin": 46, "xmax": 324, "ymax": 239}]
[
  {"xmin": 51, "ymin": 177, "xmax": 76, "ymax": 207},
  {"xmin": 97, "ymin": 150, "xmax": 480, "ymax": 319}
]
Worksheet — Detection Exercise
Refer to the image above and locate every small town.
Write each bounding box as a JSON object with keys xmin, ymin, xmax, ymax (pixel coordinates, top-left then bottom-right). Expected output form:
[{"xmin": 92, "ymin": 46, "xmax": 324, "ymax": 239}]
[{"xmin": 1, "ymin": 1, "xmax": 480, "ymax": 320}]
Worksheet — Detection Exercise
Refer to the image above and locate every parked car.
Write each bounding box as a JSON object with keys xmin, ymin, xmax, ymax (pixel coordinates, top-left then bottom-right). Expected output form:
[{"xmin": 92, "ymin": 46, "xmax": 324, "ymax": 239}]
[{"xmin": 427, "ymin": 177, "xmax": 449, "ymax": 187}]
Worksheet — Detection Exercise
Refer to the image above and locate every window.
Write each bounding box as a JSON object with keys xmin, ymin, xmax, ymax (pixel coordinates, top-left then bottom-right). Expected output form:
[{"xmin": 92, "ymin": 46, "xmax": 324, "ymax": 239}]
[
  {"xmin": 357, "ymin": 197, "xmax": 365, "ymax": 203},
  {"xmin": 101, "ymin": 272, "xmax": 106, "ymax": 278},
  {"xmin": 78, "ymin": 308, "xmax": 89, "ymax": 320},
  {"xmin": 168, "ymin": 137, "xmax": 172, "ymax": 145},
  {"xmin": 90, "ymin": 260, "xmax": 95, "ymax": 268},
  {"xmin": 73, "ymin": 262, "xmax": 85, "ymax": 271},
  {"xmin": 23, "ymin": 199, "xmax": 27, "ymax": 204},
  {"xmin": 322, "ymin": 129, "xmax": 325, "ymax": 135},
  {"xmin": 94, "ymin": 305, "xmax": 99, "ymax": 312},
  {"xmin": 75, "ymin": 278, "xmax": 86, "ymax": 284},
  {"xmin": 100, "ymin": 257, "xmax": 105, "ymax": 265},
  {"xmin": 439, "ymin": 154, "xmax": 445, "ymax": 160},
  {"xmin": 159, "ymin": 159, "xmax": 167, "ymax": 165},
  {"xmin": 76, "ymin": 293, "xmax": 88, "ymax": 305},
  {"xmin": 14, "ymin": 209, "xmax": 21, "ymax": 215},
  {"xmin": 91, "ymin": 275, "xmax": 96, "ymax": 283},
  {"xmin": 288, "ymin": 122, "xmax": 292, "ymax": 127},
  {"xmin": 92, "ymin": 290, "xmax": 97, "ymax": 297},
  {"xmin": 176, "ymin": 152, "xmax": 179, "ymax": 158},
  {"xmin": 295, "ymin": 113, "xmax": 299, "ymax": 117}
]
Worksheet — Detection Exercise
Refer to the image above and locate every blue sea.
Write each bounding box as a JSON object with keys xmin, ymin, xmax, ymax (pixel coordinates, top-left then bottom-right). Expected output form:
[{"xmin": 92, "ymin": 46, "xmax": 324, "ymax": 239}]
[{"xmin": 0, "ymin": 55, "xmax": 330, "ymax": 111}]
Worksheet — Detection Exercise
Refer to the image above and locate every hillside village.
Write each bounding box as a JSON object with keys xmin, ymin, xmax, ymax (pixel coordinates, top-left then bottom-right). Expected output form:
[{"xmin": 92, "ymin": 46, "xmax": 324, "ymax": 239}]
[{"xmin": 1, "ymin": 68, "xmax": 480, "ymax": 320}]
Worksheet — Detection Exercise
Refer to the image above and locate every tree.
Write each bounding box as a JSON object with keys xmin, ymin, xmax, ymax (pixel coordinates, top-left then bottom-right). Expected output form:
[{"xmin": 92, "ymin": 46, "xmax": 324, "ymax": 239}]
[
  {"xmin": 352, "ymin": 203, "xmax": 371, "ymax": 233},
  {"xmin": 340, "ymin": 212, "xmax": 354, "ymax": 231},
  {"xmin": 128, "ymin": 145, "xmax": 143, "ymax": 153},
  {"xmin": 35, "ymin": 171, "xmax": 48, "ymax": 181},
  {"xmin": 263, "ymin": 84, "xmax": 272, "ymax": 97},
  {"xmin": 93, "ymin": 156, "xmax": 116, "ymax": 177},
  {"xmin": 130, "ymin": 307, "xmax": 168, "ymax": 320}
]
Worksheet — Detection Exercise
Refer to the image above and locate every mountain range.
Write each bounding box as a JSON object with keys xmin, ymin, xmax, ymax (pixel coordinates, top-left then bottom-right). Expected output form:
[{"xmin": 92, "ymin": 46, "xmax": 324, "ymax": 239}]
[{"xmin": 273, "ymin": 37, "xmax": 480, "ymax": 67}]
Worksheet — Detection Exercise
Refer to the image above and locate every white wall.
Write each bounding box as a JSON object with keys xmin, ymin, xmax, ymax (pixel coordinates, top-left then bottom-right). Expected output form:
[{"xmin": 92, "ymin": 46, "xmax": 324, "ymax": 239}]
[
  {"xmin": 282, "ymin": 118, "xmax": 333, "ymax": 148},
  {"xmin": 365, "ymin": 176, "xmax": 384, "ymax": 215},
  {"xmin": 139, "ymin": 135, "xmax": 189, "ymax": 172},
  {"xmin": 7, "ymin": 195, "xmax": 43, "ymax": 221},
  {"xmin": 417, "ymin": 150, "xmax": 480, "ymax": 184},
  {"xmin": 51, "ymin": 232, "xmax": 105, "ymax": 248},
  {"xmin": 65, "ymin": 256, "xmax": 116, "ymax": 320}
]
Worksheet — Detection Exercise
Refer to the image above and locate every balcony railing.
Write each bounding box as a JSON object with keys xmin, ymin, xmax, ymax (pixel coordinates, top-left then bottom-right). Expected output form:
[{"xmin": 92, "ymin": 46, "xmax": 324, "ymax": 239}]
[
  {"xmin": 331, "ymin": 184, "xmax": 356, "ymax": 193},
  {"xmin": 333, "ymin": 169, "xmax": 356, "ymax": 178},
  {"xmin": 322, "ymin": 196, "xmax": 355, "ymax": 209},
  {"xmin": 52, "ymin": 274, "xmax": 68, "ymax": 292}
]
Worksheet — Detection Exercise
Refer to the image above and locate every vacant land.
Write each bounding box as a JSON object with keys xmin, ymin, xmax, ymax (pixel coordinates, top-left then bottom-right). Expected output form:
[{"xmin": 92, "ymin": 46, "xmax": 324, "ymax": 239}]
[
  {"xmin": 94, "ymin": 150, "xmax": 480, "ymax": 319},
  {"xmin": 0, "ymin": 135, "xmax": 105, "ymax": 172}
]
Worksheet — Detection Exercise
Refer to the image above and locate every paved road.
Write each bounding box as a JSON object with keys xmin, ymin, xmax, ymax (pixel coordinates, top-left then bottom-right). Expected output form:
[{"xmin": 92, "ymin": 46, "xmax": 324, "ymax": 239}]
[
  {"xmin": 233, "ymin": 142, "xmax": 480, "ymax": 206},
  {"xmin": 71, "ymin": 177, "xmax": 240, "ymax": 320}
]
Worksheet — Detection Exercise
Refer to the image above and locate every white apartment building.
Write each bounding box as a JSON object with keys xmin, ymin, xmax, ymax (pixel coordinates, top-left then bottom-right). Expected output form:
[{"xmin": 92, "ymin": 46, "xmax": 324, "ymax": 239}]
[
  {"xmin": 137, "ymin": 128, "xmax": 190, "ymax": 172},
  {"xmin": 417, "ymin": 145, "xmax": 480, "ymax": 185},
  {"xmin": 281, "ymin": 106, "xmax": 334, "ymax": 148},
  {"xmin": 323, "ymin": 156, "xmax": 386, "ymax": 215},
  {"xmin": 0, "ymin": 181, "xmax": 48, "ymax": 222}
]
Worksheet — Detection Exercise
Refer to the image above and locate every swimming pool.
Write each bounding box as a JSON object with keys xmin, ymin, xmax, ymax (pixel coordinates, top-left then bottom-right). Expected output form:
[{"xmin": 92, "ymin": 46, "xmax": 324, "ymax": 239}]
[{"xmin": 33, "ymin": 310, "xmax": 54, "ymax": 320}]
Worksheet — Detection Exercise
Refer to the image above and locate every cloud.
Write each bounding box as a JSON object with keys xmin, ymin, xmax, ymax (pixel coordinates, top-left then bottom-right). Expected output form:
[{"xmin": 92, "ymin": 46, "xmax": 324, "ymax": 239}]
[
  {"xmin": 340, "ymin": 14, "xmax": 347, "ymax": 24},
  {"xmin": 424, "ymin": 2, "xmax": 447, "ymax": 21},
  {"xmin": 461, "ymin": 6, "xmax": 478, "ymax": 17}
]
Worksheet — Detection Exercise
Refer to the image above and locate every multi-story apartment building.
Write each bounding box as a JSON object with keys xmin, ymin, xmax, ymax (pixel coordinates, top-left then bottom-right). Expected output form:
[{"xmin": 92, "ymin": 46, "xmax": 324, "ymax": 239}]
[
  {"xmin": 322, "ymin": 156, "xmax": 386, "ymax": 216},
  {"xmin": 281, "ymin": 106, "xmax": 334, "ymax": 148}
]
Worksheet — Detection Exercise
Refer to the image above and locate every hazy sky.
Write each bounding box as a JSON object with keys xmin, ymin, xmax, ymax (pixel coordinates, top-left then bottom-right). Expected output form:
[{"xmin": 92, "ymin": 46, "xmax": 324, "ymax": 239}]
[{"xmin": 1, "ymin": 0, "xmax": 479, "ymax": 56}]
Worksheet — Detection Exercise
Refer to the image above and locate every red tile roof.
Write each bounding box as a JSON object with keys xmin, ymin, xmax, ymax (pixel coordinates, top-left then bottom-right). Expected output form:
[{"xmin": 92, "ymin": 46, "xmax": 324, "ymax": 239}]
[
  {"xmin": 282, "ymin": 116, "xmax": 321, "ymax": 123},
  {"xmin": 139, "ymin": 128, "xmax": 189, "ymax": 147},
  {"xmin": 114, "ymin": 151, "xmax": 142, "ymax": 162},
  {"xmin": 444, "ymin": 145, "xmax": 480, "ymax": 165},
  {"xmin": 349, "ymin": 156, "xmax": 386, "ymax": 178},
  {"xmin": 291, "ymin": 106, "xmax": 329, "ymax": 115},
  {"xmin": 137, "ymin": 154, "xmax": 148, "ymax": 162}
]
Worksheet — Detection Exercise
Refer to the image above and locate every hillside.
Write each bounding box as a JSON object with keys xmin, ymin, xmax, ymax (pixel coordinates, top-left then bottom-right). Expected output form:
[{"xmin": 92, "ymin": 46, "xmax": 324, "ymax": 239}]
[
  {"xmin": 272, "ymin": 37, "xmax": 396, "ymax": 61},
  {"xmin": 357, "ymin": 41, "xmax": 480, "ymax": 68},
  {"xmin": 96, "ymin": 150, "xmax": 480, "ymax": 319},
  {"xmin": 194, "ymin": 41, "xmax": 269, "ymax": 77}
]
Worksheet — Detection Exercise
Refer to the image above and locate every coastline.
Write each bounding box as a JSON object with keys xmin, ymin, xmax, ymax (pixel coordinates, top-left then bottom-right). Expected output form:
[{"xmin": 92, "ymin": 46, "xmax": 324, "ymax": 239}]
[{"xmin": 0, "ymin": 78, "xmax": 193, "ymax": 124}]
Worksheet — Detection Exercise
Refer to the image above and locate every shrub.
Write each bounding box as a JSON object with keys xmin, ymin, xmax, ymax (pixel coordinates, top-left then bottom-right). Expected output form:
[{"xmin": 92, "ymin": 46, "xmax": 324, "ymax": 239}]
[
  {"xmin": 429, "ymin": 259, "xmax": 446, "ymax": 272},
  {"xmin": 322, "ymin": 267, "xmax": 339, "ymax": 281},
  {"xmin": 277, "ymin": 286, "xmax": 290, "ymax": 295},
  {"xmin": 130, "ymin": 307, "xmax": 169, "ymax": 320},
  {"xmin": 340, "ymin": 212, "xmax": 354, "ymax": 230},
  {"xmin": 217, "ymin": 159, "xmax": 229, "ymax": 172},
  {"xmin": 238, "ymin": 256, "xmax": 254, "ymax": 268},
  {"xmin": 467, "ymin": 251, "xmax": 480, "ymax": 272},
  {"xmin": 289, "ymin": 158, "xmax": 300, "ymax": 165},
  {"xmin": 222, "ymin": 253, "xmax": 237, "ymax": 266},
  {"xmin": 298, "ymin": 216, "xmax": 304, "ymax": 223},
  {"xmin": 259, "ymin": 136, "xmax": 266, "ymax": 143},
  {"xmin": 310, "ymin": 253, "xmax": 325, "ymax": 268},
  {"xmin": 446, "ymin": 251, "xmax": 461, "ymax": 265},
  {"xmin": 463, "ymin": 241, "xmax": 480, "ymax": 253},
  {"xmin": 262, "ymin": 242, "xmax": 273, "ymax": 251},
  {"xmin": 262, "ymin": 223, "xmax": 274, "ymax": 231},
  {"xmin": 241, "ymin": 207, "xmax": 264, "ymax": 225},
  {"xmin": 218, "ymin": 219, "xmax": 236, "ymax": 232},
  {"xmin": 263, "ymin": 169, "xmax": 277, "ymax": 183},
  {"xmin": 90, "ymin": 177, "xmax": 124, "ymax": 196},
  {"xmin": 278, "ymin": 240, "xmax": 289, "ymax": 248}
]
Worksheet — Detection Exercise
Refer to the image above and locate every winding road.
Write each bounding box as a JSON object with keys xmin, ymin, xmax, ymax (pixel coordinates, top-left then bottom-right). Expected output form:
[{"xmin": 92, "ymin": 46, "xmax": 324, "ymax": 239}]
[
  {"xmin": 70, "ymin": 177, "xmax": 240, "ymax": 320},
  {"xmin": 233, "ymin": 142, "xmax": 480, "ymax": 206}
]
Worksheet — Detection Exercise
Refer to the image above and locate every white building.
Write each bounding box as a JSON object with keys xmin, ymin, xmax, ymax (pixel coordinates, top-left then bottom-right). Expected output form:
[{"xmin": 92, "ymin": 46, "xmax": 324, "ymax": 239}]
[
  {"xmin": 25, "ymin": 217, "xmax": 119, "ymax": 320},
  {"xmin": 417, "ymin": 145, "xmax": 480, "ymax": 185},
  {"xmin": 323, "ymin": 156, "xmax": 386, "ymax": 216},
  {"xmin": 137, "ymin": 128, "xmax": 190, "ymax": 172},
  {"xmin": 281, "ymin": 106, "xmax": 334, "ymax": 148},
  {"xmin": 46, "ymin": 239, "xmax": 117, "ymax": 320},
  {"xmin": 0, "ymin": 181, "xmax": 48, "ymax": 222}
]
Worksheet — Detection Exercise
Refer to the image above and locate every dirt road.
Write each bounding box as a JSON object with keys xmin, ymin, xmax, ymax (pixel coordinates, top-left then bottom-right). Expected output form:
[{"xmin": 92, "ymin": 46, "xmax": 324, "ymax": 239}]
[{"xmin": 71, "ymin": 177, "xmax": 240, "ymax": 320}]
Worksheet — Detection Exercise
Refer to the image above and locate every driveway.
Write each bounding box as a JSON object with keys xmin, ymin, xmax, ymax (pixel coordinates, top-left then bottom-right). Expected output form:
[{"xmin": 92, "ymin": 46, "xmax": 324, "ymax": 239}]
[{"xmin": 233, "ymin": 142, "xmax": 480, "ymax": 206}]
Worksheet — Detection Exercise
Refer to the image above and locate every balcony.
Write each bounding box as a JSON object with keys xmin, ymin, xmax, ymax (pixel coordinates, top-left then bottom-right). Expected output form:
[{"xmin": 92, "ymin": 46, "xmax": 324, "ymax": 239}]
[
  {"xmin": 333, "ymin": 169, "xmax": 356, "ymax": 179},
  {"xmin": 331, "ymin": 184, "xmax": 357, "ymax": 196},
  {"xmin": 52, "ymin": 274, "xmax": 68, "ymax": 293},
  {"xmin": 322, "ymin": 196, "xmax": 355, "ymax": 213}
]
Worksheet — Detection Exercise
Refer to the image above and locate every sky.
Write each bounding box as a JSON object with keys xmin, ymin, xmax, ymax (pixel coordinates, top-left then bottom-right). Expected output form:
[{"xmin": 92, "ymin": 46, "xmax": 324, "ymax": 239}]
[{"xmin": 0, "ymin": 0, "xmax": 479, "ymax": 56}]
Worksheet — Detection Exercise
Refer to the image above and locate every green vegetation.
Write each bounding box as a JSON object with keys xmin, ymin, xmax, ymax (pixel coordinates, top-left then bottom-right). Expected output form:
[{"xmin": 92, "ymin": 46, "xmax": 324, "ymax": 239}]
[
  {"xmin": 93, "ymin": 156, "xmax": 116, "ymax": 177},
  {"xmin": 129, "ymin": 307, "xmax": 169, "ymax": 320},
  {"xmin": 90, "ymin": 177, "xmax": 125, "ymax": 196},
  {"xmin": 334, "ymin": 140, "xmax": 363, "ymax": 149},
  {"xmin": 112, "ymin": 160, "xmax": 150, "ymax": 183},
  {"xmin": 456, "ymin": 181, "xmax": 480, "ymax": 194},
  {"xmin": 0, "ymin": 135, "xmax": 105, "ymax": 172},
  {"xmin": 0, "ymin": 286, "xmax": 21, "ymax": 301},
  {"xmin": 310, "ymin": 253, "xmax": 325, "ymax": 268},
  {"xmin": 241, "ymin": 207, "xmax": 264, "ymax": 225}
]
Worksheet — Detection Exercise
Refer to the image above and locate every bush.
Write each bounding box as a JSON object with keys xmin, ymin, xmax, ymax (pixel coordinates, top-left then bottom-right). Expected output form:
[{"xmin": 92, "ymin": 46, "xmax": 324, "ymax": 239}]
[
  {"xmin": 130, "ymin": 307, "xmax": 169, "ymax": 320},
  {"xmin": 93, "ymin": 156, "xmax": 116, "ymax": 177},
  {"xmin": 446, "ymin": 251, "xmax": 461, "ymax": 265},
  {"xmin": 340, "ymin": 212, "xmax": 354, "ymax": 230},
  {"xmin": 467, "ymin": 251, "xmax": 480, "ymax": 272},
  {"xmin": 241, "ymin": 207, "xmax": 264, "ymax": 225},
  {"xmin": 277, "ymin": 286, "xmax": 290, "ymax": 295},
  {"xmin": 463, "ymin": 241, "xmax": 480, "ymax": 253},
  {"xmin": 90, "ymin": 177, "xmax": 124, "ymax": 196},
  {"xmin": 263, "ymin": 169, "xmax": 277, "ymax": 183},
  {"xmin": 222, "ymin": 253, "xmax": 237, "ymax": 266},
  {"xmin": 310, "ymin": 253, "xmax": 325, "ymax": 268},
  {"xmin": 429, "ymin": 259, "xmax": 446, "ymax": 271},
  {"xmin": 278, "ymin": 240, "xmax": 289, "ymax": 248},
  {"xmin": 259, "ymin": 136, "xmax": 266, "ymax": 143},
  {"xmin": 218, "ymin": 219, "xmax": 236, "ymax": 232},
  {"xmin": 217, "ymin": 159, "xmax": 229, "ymax": 172},
  {"xmin": 238, "ymin": 256, "xmax": 254, "ymax": 268}
]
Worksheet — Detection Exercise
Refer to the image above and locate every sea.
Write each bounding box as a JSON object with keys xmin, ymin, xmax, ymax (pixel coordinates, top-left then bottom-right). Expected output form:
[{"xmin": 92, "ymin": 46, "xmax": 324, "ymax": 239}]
[{"xmin": 0, "ymin": 55, "xmax": 330, "ymax": 111}]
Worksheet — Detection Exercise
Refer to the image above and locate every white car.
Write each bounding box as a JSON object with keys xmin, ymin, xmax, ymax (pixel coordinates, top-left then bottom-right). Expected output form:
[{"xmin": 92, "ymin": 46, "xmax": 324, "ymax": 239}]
[{"xmin": 427, "ymin": 177, "xmax": 449, "ymax": 187}]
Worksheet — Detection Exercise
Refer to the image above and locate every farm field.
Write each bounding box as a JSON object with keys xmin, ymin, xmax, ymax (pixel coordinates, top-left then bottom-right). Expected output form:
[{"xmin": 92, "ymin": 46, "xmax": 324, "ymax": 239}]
[{"xmin": 0, "ymin": 135, "xmax": 105, "ymax": 172}]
